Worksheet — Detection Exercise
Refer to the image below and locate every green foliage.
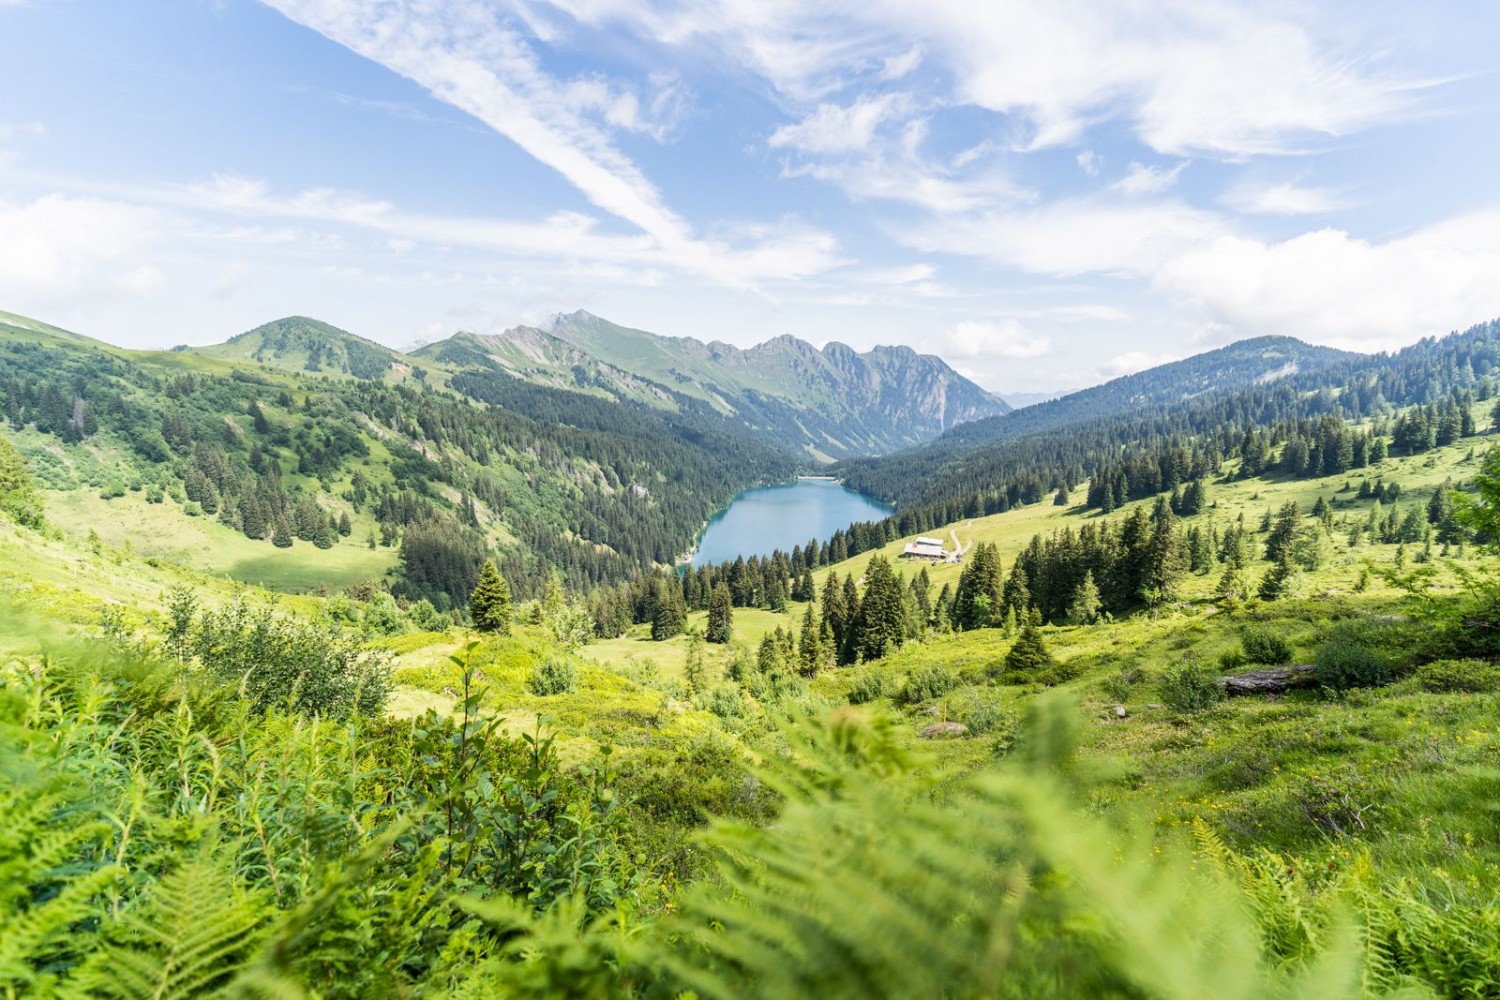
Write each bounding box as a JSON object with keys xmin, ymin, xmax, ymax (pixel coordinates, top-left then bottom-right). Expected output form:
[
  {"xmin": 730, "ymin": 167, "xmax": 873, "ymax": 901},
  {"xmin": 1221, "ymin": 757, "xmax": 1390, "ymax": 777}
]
[
  {"xmin": 0, "ymin": 432, "xmax": 44, "ymax": 529},
  {"xmin": 899, "ymin": 663, "xmax": 955, "ymax": 704},
  {"xmin": 1414, "ymin": 658, "xmax": 1500, "ymax": 693},
  {"xmin": 1242, "ymin": 627, "xmax": 1294, "ymax": 665},
  {"xmin": 1001, "ymin": 621, "xmax": 1054, "ymax": 682},
  {"xmin": 469, "ymin": 559, "xmax": 513, "ymax": 634},
  {"xmin": 1313, "ymin": 627, "xmax": 1392, "ymax": 690},
  {"xmin": 528, "ymin": 655, "xmax": 578, "ymax": 696},
  {"xmin": 705, "ymin": 582, "xmax": 733, "ymax": 644},
  {"xmin": 1158, "ymin": 661, "xmax": 1225, "ymax": 713},
  {"xmin": 846, "ymin": 667, "xmax": 890, "ymax": 705},
  {"xmin": 166, "ymin": 591, "xmax": 391, "ymax": 717}
]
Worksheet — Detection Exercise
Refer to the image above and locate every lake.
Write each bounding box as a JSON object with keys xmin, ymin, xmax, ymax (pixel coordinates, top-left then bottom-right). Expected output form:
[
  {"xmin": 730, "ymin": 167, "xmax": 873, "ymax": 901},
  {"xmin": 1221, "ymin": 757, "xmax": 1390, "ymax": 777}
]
[{"xmin": 690, "ymin": 478, "xmax": 893, "ymax": 566}]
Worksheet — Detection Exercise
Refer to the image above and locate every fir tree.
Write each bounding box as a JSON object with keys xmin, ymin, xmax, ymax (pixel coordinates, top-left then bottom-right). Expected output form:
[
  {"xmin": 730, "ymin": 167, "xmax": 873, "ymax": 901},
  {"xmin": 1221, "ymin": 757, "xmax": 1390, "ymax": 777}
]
[
  {"xmin": 856, "ymin": 555, "xmax": 906, "ymax": 662},
  {"xmin": 797, "ymin": 604, "xmax": 822, "ymax": 676},
  {"xmin": 706, "ymin": 582, "xmax": 734, "ymax": 644},
  {"xmin": 271, "ymin": 514, "xmax": 294, "ymax": 548},
  {"xmin": 1002, "ymin": 621, "xmax": 1054, "ymax": 681},
  {"xmin": 469, "ymin": 559, "xmax": 513, "ymax": 634},
  {"xmin": 1067, "ymin": 570, "xmax": 1102, "ymax": 625},
  {"xmin": 683, "ymin": 629, "xmax": 708, "ymax": 696}
]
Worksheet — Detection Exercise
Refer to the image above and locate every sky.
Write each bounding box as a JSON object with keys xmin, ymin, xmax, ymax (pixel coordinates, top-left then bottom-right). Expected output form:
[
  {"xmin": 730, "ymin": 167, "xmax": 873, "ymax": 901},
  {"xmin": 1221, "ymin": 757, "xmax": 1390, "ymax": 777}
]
[{"xmin": 2, "ymin": 1, "xmax": 1500, "ymax": 394}]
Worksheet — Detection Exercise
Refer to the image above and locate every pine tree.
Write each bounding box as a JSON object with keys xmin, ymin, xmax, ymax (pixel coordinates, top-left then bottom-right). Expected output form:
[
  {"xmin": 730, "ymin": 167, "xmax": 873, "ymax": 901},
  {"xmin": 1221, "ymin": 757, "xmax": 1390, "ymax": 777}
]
[
  {"xmin": 1066, "ymin": 570, "xmax": 1102, "ymax": 625},
  {"xmin": 469, "ymin": 559, "xmax": 513, "ymax": 634},
  {"xmin": 856, "ymin": 555, "xmax": 906, "ymax": 662},
  {"xmin": 797, "ymin": 603, "xmax": 822, "ymax": 676},
  {"xmin": 337, "ymin": 511, "xmax": 352, "ymax": 536},
  {"xmin": 271, "ymin": 514, "xmax": 294, "ymax": 548},
  {"xmin": 241, "ymin": 495, "xmax": 266, "ymax": 539},
  {"xmin": 650, "ymin": 578, "xmax": 685, "ymax": 641},
  {"xmin": 706, "ymin": 582, "xmax": 734, "ymax": 644},
  {"xmin": 1002, "ymin": 621, "xmax": 1054, "ymax": 681},
  {"xmin": 1257, "ymin": 552, "xmax": 1297, "ymax": 601}
]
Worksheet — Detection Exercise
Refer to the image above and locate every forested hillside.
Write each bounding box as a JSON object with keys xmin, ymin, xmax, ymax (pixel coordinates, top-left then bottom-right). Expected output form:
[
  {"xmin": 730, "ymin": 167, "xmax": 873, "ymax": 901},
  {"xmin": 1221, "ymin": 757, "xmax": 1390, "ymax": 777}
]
[{"xmin": 0, "ymin": 311, "xmax": 796, "ymax": 603}]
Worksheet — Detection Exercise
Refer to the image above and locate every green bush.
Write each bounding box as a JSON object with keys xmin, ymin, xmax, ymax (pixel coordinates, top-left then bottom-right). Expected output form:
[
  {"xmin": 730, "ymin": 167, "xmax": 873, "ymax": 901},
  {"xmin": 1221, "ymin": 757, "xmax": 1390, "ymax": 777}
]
[
  {"xmin": 1313, "ymin": 628, "xmax": 1392, "ymax": 690},
  {"xmin": 847, "ymin": 667, "xmax": 890, "ymax": 705},
  {"xmin": 527, "ymin": 655, "xmax": 578, "ymax": 696},
  {"xmin": 1242, "ymin": 627, "xmax": 1293, "ymax": 665},
  {"xmin": 1217, "ymin": 648, "xmax": 1249, "ymax": 671},
  {"xmin": 1159, "ymin": 661, "xmax": 1225, "ymax": 713},
  {"xmin": 900, "ymin": 664, "xmax": 956, "ymax": 705},
  {"xmin": 1415, "ymin": 659, "xmax": 1500, "ymax": 694},
  {"xmin": 946, "ymin": 687, "xmax": 1015, "ymax": 738}
]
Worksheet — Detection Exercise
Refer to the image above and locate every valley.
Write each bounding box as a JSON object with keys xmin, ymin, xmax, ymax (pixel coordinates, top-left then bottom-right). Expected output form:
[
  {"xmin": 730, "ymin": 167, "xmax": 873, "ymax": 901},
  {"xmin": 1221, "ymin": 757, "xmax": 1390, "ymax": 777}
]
[{"xmin": 5, "ymin": 306, "xmax": 1500, "ymax": 997}]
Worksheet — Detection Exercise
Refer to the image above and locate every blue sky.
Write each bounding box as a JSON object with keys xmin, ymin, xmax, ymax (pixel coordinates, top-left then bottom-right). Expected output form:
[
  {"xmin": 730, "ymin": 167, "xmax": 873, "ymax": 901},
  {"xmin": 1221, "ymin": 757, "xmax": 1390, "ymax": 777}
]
[{"xmin": 2, "ymin": 0, "xmax": 1499, "ymax": 393}]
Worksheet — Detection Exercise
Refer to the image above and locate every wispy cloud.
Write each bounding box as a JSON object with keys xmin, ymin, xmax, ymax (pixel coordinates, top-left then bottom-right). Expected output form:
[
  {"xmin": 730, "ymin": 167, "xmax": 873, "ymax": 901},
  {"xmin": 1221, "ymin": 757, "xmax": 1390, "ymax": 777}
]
[
  {"xmin": 1111, "ymin": 161, "xmax": 1187, "ymax": 197},
  {"xmin": 1221, "ymin": 180, "xmax": 1350, "ymax": 216}
]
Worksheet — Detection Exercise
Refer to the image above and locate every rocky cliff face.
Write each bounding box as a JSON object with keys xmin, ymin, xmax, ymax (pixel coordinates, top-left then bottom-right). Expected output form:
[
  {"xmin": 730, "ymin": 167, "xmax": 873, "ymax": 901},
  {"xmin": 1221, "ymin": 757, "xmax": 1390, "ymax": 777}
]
[{"xmin": 533, "ymin": 312, "xmax": 1011, "ymax": 458}]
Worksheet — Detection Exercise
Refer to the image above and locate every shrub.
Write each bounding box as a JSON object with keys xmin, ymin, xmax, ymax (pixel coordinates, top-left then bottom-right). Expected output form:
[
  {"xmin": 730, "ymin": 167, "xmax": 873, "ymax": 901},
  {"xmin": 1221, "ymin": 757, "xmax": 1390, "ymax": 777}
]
[
  {"xmin": 947, "ymin": 688, "xmax": 1015, "ymax": 737},
  {"xmin": 1103, "ymin": 664, "xmax": 1144, "ymax": 703},
  {"xmin": 527, "ymin": 655, "xmax": 578, "ymax": 696},
  {"xmin": 1241, "ymin": 627, "xmax": 1293, "ymax": 665},
  {"xmin": 1217, "ymin": 648, "xmax": 1249, "ymax": 670},
  {"xmin": 1158, "ymin": 661, "xmax": 1224, "ymax": 713},
  {"xmin": 1313, "ymin": 628, "xmax": 1391, "ymax": 690},
  {"xmin": 704, "ymin": 682, "xmax": 747, "ymax": 720},
  {"xmin": 847, "ymin": 667, "xmax": 890, "ymax": 705},
  {"xmin": 1415, "ymin": 659, "xmax": 1500, "ymax": 694},
  {"xmin": 900, "ymin": 664, "xmax": 956, "ymax": 705}
]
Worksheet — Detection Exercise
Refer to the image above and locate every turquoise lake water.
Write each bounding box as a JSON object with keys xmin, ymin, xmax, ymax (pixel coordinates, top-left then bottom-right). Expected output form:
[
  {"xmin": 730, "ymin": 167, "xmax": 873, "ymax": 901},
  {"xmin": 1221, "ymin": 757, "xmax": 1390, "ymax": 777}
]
[{"xmin": 690, "ymin": 479, "xmax": 893, "ymax": 567}]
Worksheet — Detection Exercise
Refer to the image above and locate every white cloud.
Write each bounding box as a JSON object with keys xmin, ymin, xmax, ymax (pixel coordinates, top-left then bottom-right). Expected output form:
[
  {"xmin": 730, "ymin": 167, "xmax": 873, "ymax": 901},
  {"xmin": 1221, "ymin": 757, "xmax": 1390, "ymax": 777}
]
[
  {"xmin": 769, "ymin": 93, "xmax": 910, "ymax": 156},
  {"xmin": 945, "ymin": 318, "xmax": 1051, "ymax": 359},
  {"xmin": 1221, "ymin": 181, "xmax": 1349, "ymax": 216},
  {"xmin": 1097, "ymin": 350, "xmax": 1181, "ymax": 379},
  {"xmin": 1076, "ymin": 150, "xmax": 1100, "ymax": 176},
  {"xmin": 544, "ymin": 0, "xmax": 1420, "ymax": 158},
  {"xmin": 880, "ymin": 47, "xmax": 922, "ymax": 81},
  {"xmin": 1111, "ymin": 161, "xmax": 1187, "ymax": 197},
  {"xmin": 1153, "ymin": 210, "xmax": 1500, "ymax": 350},
  {"xmin": 0, "ymin": 194, "xmax": 161, "ymax": 302},
  {"xmin": 903, "ymin": 197, "xmax": 1228, "ymax": 277}
]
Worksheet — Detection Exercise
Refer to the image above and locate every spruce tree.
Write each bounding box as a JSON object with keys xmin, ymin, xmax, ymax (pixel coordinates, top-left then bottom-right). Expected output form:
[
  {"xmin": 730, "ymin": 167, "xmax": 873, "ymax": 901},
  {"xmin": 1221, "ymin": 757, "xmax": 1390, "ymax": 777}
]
[
  {"xmin": 1002, "ymin": 621, "xmax": 1054, "ymax": 681},
  {"xmin": 683, "ymin": 630, "xmax": 708, "ymax": 696},
  {"xmin": 856, "ymin": 555, "xmax": 906, "ymax": 662},
  {"xmin": 469, "ymin": 559, "xmax": 513, "ymax": 634},
  {"xmin": 1067, "ymin": 570, "xmax": 1102, "ymax": 625},
  {"xmin": 797, "ymin": 603, "xmax": 822, "ymax": 676},
  {"xmin": 706, "ymin": 582, "xmax": 734, "ymax": 644},
  {"xmin": 272, "ymin": 514, "xmax": 295, "ymax": 548}
]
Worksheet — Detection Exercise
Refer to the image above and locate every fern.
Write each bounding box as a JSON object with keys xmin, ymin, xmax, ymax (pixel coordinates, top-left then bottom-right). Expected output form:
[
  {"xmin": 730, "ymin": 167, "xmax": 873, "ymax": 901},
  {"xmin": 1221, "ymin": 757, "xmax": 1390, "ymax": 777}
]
[
  {"xmin": 0, "ymin": 739, "xmax": 123, "ymax": 991},
  {"xmin": 74, "ymin": 850, "xmax": 269, "ymax": 999}
]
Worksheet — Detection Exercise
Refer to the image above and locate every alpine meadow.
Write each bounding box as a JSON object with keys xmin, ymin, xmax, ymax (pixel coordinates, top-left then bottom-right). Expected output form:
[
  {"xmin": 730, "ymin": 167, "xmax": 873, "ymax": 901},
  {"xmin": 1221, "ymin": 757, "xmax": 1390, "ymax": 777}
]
[{"xmin": 5, "ymin": 2, "xmax": 1500, "ymax": 998}]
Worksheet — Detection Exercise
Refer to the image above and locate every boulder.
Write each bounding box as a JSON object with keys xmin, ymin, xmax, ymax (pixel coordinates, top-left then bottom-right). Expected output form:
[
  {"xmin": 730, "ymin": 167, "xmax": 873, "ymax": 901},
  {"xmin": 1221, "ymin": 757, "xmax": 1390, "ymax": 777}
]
[
  {"xmin": 1220, "ymin": 664, "xmax": 1315, "ymax": 696},
  {"xmin": 920, "ymin": 721, "xmax": 969, "ymax": 739}
]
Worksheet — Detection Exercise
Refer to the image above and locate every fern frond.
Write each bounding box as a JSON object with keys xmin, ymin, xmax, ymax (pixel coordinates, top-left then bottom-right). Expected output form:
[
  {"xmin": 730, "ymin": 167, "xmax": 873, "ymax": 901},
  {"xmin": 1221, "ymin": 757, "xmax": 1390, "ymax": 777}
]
[{"xmin": 75, "ymin": 851, "xmax": 269, "ymax": 1000}]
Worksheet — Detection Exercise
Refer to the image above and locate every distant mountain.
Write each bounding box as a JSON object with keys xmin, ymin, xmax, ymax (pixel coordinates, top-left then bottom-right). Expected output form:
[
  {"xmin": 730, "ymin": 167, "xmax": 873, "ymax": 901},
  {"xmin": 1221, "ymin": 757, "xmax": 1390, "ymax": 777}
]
[
  {"xmin": 937, "ymin": 336, "xmax": 1361, "ymax": 450},
  {"xmin": 194, "ymin": 317, "xmax": 417, "ymax": 382},
  {"xmin": 418, "ymin": 310, "xmax": 1010, "ymax": 459}
]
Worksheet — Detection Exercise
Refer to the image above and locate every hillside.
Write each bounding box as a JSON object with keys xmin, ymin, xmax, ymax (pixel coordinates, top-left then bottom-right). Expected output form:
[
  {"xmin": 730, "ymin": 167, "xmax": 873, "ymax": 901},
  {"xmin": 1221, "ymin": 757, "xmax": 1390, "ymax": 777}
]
[
  {"xmin": 192, "ymin": 316, "xmax": 426, "ymax": 382},
  {"xmin": 5, "ymin": 349, "xmax": 1500, "ymax": 996},
  {"xmin": 419, "ymin": 310, "xmax": 1011, "ymax": 459},
  {"xmin": 0, "ymin": 309, "xmax": 797, "ymax": 601},
  {"xmin": 938, "ymin": 335, "xmax": 1362, "ymax": 451},
  {"xmin": 838, "ymin": 325, "xmax": 1494, "ymax": 510}
]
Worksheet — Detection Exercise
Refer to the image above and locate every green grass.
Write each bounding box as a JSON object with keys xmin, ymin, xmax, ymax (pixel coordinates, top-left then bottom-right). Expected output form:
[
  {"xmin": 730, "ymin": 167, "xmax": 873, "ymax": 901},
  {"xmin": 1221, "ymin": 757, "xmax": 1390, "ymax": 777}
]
[{"xmin": 46, "ymin": 488, "xmax": 398, "ymax": 593}]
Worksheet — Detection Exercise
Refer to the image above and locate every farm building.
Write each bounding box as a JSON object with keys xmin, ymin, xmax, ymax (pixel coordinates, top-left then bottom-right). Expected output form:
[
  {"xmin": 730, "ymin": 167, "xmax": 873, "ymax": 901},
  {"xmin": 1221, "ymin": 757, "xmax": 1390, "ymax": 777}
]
[{"xmin": 900, "ymin": 536, "xmax": 947, "ymax": 560}]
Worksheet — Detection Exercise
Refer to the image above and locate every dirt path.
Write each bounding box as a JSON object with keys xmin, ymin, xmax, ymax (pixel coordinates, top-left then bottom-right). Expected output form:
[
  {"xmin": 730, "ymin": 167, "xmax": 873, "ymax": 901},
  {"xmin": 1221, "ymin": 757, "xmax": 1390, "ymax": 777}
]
[{"xmin": 948, "ymin": 521, "xmax": 973, "ymax": 561}]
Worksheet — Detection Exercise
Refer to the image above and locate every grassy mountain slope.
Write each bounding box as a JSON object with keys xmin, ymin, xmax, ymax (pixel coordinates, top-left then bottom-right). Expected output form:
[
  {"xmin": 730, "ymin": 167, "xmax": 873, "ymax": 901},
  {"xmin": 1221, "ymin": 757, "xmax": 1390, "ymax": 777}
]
[{"xmin": 192, "ymin": 315, "xmax": 445, "ymax": 383}]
